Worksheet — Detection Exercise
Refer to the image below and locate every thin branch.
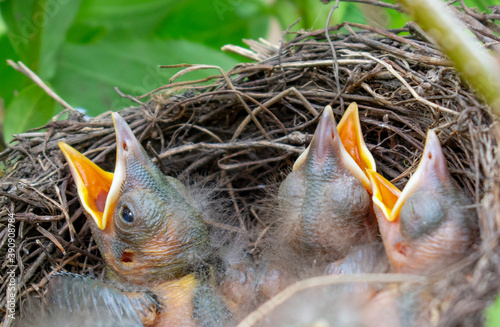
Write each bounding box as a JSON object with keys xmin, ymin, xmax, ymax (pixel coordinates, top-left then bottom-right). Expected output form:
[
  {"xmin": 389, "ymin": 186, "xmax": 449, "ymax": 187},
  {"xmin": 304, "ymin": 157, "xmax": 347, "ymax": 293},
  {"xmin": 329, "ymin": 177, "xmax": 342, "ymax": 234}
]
[
  {"xmin": 158, "ymin": 140, "xmax": 303, "ymax": 160},
  {"xmin": 7, "ymin": 60, "xmax": 75, "ymax": 111},
  {"xmin": 356, "ymin": 51, "xmax": 460, "ymax": 116}
]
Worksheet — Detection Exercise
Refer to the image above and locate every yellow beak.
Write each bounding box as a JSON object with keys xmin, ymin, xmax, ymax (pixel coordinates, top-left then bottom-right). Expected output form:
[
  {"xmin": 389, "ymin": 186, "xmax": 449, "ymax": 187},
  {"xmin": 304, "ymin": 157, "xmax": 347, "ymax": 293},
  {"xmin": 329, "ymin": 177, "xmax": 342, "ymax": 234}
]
[
  {"xmin": 367, "ymin": 130, "xmax": 448, "ymax": 222},
  {"xmin": 391, "ymin": 130, "xmax": 449, "ymax": 221},
  {"xmin": 59, "ymin": 113, "xmax": 143, "ymax": 230},
  {"xmin": 337, "ymin": 102, "xmax": 376, "ymax": 178},
  {"xmin": 367, "ymin": 169, "xmax": 401, "ymax": 222},
  {"xmin": 59, "ymin": 142, "xmax": 113, "ymax": 229}
]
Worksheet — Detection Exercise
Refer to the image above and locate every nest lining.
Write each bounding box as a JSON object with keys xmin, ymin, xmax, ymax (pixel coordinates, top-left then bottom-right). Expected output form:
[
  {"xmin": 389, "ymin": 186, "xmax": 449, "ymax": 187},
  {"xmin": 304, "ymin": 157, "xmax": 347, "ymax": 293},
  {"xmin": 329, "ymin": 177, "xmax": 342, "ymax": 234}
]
[{"xmin": 1, "ymin": 9, "xmax": 500, "ymax": 326}]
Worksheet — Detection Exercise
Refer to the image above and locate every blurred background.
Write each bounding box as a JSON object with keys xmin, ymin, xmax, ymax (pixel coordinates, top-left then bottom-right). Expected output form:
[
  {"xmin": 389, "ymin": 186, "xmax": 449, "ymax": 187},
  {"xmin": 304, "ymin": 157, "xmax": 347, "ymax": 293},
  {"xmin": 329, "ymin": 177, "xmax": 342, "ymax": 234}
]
[{"xmin": 0, "ymin": 0, "xmax": 490, "ymax": 146}]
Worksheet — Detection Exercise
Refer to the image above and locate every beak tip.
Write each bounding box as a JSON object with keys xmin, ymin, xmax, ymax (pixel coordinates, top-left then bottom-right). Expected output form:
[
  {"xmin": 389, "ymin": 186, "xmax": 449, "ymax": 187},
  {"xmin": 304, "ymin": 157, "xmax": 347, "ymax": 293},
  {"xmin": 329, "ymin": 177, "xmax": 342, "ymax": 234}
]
[
  {"xmin": 111, "ymin": 112, "xmax": 125, "ymax": 129},
  {"xmin": 421, "ymin": 129, "xmax": 447, "ymax": 170},
  {"xmin": 320, "ymin": 105, "xmax": 335, "ymax": 125},
  {"xmin": 58, "ymin": 142, "xmax": 69, "ymax": 152},
  {"xmin": 111, "ymin": 111, "xmax": 121, "ymax": 123},
  {"xmin": 112, "ymin": 112, "xmax": 135, "ymax": 143}
]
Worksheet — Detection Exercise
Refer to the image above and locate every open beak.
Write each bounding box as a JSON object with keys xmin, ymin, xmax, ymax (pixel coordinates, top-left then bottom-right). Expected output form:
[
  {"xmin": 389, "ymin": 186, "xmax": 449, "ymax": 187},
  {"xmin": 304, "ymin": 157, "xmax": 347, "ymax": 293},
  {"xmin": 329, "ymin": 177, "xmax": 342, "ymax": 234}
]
[
  {"xmin": 59, "ymin": 143, "xmax": 113, "ymax": 229},
  {"xmin": 293, "ymin": 105, "xmax": 370, "ymax": 188},
  {"xmin": 391, "ymin": 130, "xmax": 449, "ymax": 221},
  {"xmin": 367, "ymin": 130, "xmax": 448, "ymax": 222},
  {"xmin": 59, "ymin": 113, "xmax": 147, "ymax": 230},
  {"xmin": 367, "ymin": 169, "xmax": 401, "ymax": 222},
  {"xmin": 337, "ymin": 102, "xmax": 376, "ymax": 180}
]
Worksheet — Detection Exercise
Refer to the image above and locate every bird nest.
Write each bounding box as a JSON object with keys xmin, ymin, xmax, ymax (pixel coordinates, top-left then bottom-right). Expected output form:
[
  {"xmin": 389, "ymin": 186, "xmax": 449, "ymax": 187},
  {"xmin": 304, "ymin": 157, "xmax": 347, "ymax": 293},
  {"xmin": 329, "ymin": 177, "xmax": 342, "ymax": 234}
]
[{"xmin": 1, "ymin": 7, "xmax": 500, "ymax": 327}]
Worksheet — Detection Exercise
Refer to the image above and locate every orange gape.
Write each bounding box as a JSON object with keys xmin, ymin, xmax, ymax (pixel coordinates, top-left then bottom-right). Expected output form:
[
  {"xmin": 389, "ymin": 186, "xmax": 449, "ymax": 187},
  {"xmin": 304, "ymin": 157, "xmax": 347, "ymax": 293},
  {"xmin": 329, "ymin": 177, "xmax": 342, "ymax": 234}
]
[
  {"xmin": 367, "ymin": 169, "xmax": 401, "ymax": 222},
  {"xmin": 337, "ymin": 102, "xmax": 376, "ymax": 188},
  {"xmin": 59, "ymin": 142, "xmax": 114, "ymax": 229},
  {"xmin": 339, "ymin": 118, "xmax": 361, "ymax": 166}
]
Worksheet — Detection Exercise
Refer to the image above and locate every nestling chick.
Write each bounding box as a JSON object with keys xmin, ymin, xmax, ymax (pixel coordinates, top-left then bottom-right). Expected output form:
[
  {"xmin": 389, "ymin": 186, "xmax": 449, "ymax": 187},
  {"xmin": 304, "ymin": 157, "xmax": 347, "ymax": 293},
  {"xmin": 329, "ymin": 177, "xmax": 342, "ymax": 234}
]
[
  {"xmin": 367, "ymin": 130, "xmax": 477, "ymax": 274},
  {"xmin": 276, "ymin": 104, "xmax": 377, "ymax": 264},
  {"xmin": 59, "ymin": 113, "xmax": 230, "ymax": 326}
]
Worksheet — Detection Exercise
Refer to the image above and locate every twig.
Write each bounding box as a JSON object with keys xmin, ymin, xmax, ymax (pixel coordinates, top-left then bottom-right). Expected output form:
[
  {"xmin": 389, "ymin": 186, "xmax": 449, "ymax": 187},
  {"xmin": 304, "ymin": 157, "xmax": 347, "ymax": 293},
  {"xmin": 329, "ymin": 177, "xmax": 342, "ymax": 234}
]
[
  {"xmin": 218, "ymin": 152, "xmax": 292, "ymax": 170},
  {"xmin": 36, "ymin": 226, "xmax": 66, "ymax": 255},
  {"xmin": 158, "ymin": 140, "xmax": 303, "ymax": 160},
  {"xmin": 6, "ymin": 60, "xmax": 75, "ymax": 111},
  {"xmin": 278, "ymin": 59, "xmax": 371, "ymax": 67},
  {"xmin": 278, "ymin": 18, "xmax": 302, "ymax": 91},
  {"xmin": 356, "ymin": 51, "xmax": 460, "ymax": 116},
  {"xmin": 398, "ymin": 0, "xmax": 500, "ymax": 116},
  {"xmin": 221, "ymin": 44, "xmax": 265, "ymax": 61},
  {"xmin": 339, "ymin": 0, "xmax": 401, "ymax": 10},
  {"xmin": 232, "ymin": 87, "xmax": 319, "ymax": 140},
  {"xmin": 169, "ymin": 64, "xmax": 272, "ymax": 141},
  {"xmin": 114, "ymin": 87, "xmax": 144, "ymax": 105}
]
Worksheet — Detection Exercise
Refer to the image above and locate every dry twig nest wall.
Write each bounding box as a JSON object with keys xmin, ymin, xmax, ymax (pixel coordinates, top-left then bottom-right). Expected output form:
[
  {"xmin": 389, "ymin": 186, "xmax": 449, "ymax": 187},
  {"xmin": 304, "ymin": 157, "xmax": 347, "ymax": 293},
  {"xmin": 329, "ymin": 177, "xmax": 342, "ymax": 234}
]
[{"xmin": 1, "ymin": 11, "xmax": 500, "ymax": 327}]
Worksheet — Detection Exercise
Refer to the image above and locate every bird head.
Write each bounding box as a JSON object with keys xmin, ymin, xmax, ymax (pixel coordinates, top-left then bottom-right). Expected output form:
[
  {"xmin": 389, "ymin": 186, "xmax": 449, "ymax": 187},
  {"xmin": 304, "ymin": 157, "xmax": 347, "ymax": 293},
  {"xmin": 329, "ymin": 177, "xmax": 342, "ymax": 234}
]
[
  {"xmin": 59, "ymin": 113, "xmax": 210, "ymax": 285},
  {"xmin": 277, "ymin": 104, "xmax": 376, "ymax": 259},
  {"xmin": 367, "ymin": 130, "xmax": 475, "ymax": 273},
  {"xmin": 292, "ymin": 103, "xmax": 375, "ymax": 190}
]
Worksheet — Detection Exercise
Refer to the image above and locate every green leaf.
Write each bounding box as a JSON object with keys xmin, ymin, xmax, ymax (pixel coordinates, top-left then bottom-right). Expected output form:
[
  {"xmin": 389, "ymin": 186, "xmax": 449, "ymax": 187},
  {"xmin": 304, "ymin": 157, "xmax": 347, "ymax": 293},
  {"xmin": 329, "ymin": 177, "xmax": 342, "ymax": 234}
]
[
  {"xmin": 270, "ymin": 0, "xmax": 303, "ymax": 33},
  {"xmin": 293, "ymin": 0, "xmax": 331, "ymax": 30},
  {"xmin": 273, "ymin": 1, "xmax": 366, "ymax": 34},
  {"xmin": 0, "ymin": 34, "xmax": 28, "ymax": 106},
  {"xmin": 65, "ymin": 23, "xmax": 107, "ymax": 44},
  {"xmin": 38, "ymin": 0, "xmax": 82, "ymax": 79},
  {"xmin": 155, "ymin": 0, "xmax": 270, "ymax": 49},
  {"xmin": 334, "ymin": 2, "xmax": 366, "ymax": 26},
  {"xmin": 3, "ymin": 84, "xmax": 55, "ymax": 143},
  {"xmin": 73, "ymin": 0, "xmax": 177, "ymax": 38},
  {"xmin": 0, "ymin": 0, "xmax": 41, "ymax": 71},
  {"xmin": 0, "ymin": 0, "xmax": 81, "ymax": 79},
  {"xmin": 486, "ymin": 294, "xmax": 500, "ymax": 327},
  {"xmin": 461, "ymin": 0, "xmax": 490, "ymax": 12},
  {"xmin": 386, "ymin": 7, "xmax": 411, "ymax": 29},
  {"xmin": 51, "ymin": 37, "xmax": 241, "ymax": 116},
  {"xmin": 0, "ymin": 13, "xmax": 6, "ymax": 34}
]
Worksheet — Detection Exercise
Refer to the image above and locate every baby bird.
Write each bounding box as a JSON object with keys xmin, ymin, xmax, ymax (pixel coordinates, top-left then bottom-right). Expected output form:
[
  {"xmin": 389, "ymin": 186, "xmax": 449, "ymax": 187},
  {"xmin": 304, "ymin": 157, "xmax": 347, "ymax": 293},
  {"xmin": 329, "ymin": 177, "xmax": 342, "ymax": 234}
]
[
  {"xmin": 276, "ymin": 103, "xmax": 377, "ymax": 264},
  {"xmin": 58, "ymin": 113, "xmax": 229, "ymax": 326},
  {"xmin": 254, "ymin": 104, "xmax": 379, "ymax": 302},
  {"xmin": 367, "ymin": 130, "xmax": 477, "ymax": 274}
]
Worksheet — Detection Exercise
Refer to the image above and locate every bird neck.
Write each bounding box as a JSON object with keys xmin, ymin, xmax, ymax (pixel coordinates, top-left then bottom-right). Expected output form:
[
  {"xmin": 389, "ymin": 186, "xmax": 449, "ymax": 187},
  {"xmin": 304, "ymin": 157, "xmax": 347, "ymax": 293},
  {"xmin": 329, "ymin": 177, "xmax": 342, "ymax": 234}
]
[{"xmin": 151, "ymin": 273, "xmax": 199, "ymax": 327}]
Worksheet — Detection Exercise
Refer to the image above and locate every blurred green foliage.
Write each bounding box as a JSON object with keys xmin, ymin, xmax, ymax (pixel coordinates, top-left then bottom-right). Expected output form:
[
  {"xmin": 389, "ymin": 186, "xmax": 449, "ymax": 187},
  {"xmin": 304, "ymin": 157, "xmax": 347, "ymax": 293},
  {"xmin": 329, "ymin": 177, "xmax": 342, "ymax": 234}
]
[
  {"xmin": 0, "ymin": 0, "xmax": 494, "ymax": 144},
  {"xmin": 487, "ymin": 294, "xmax": 500, "ymax": 327}
]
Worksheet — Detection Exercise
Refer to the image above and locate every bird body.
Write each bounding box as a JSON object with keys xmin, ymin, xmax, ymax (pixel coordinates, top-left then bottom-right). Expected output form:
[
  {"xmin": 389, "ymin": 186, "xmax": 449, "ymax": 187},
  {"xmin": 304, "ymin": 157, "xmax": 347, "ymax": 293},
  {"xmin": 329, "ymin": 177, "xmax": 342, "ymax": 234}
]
[{"xmin": 276, "ymin": 104, "xmax": 377, "ymax": 264}]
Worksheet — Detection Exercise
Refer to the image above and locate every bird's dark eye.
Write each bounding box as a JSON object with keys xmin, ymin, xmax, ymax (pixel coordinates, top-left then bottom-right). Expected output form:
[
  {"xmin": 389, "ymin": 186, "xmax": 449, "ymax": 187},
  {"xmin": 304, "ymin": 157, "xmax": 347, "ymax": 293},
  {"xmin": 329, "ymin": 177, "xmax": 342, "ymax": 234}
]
[{"xmin": 121, "ymin": 207, "xmax": 134, "ymax": 223}]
